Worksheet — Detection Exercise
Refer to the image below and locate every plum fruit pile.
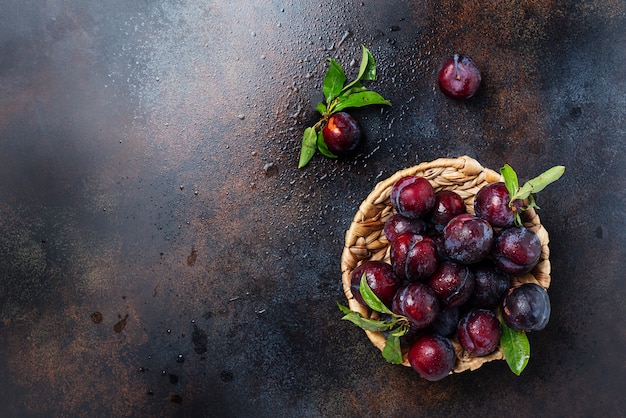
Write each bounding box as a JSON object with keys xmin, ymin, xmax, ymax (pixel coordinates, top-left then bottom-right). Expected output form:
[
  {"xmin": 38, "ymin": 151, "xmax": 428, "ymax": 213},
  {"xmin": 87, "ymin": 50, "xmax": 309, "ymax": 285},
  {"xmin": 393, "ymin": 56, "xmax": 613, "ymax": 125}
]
[{"xmin": 348, "ymin": 175, "xmax": 553, "ymax": 381}]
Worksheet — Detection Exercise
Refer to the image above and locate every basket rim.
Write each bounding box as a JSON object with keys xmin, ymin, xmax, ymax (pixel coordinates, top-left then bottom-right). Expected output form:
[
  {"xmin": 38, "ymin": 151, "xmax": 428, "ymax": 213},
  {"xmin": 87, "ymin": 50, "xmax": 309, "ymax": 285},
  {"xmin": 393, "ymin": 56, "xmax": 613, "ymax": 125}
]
[{"xmin": 340, "ymin": 155, "xmax": 551, "ymax": 372}]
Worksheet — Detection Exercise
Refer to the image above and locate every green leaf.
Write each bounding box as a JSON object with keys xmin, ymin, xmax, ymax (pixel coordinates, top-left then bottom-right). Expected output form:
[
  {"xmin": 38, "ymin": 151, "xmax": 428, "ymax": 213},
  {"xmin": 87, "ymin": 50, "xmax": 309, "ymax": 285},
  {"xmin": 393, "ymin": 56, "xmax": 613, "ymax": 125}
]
[
  {"xmin": 316, "ymin": 128, "xmax": 337, "ymax": 158},
  {"xmin": 337, "ymin": 303, "xmax": 397, "ymax": 332},
  {"xmin": 500, "ymin": 164, "xmax": 519, "ymax": 199},
  {"xmin": 500, "ymin": 321, "xmax": 531, "ymax": 376},
  {"xmin": 316, "ymin": 102, "xmax": 327, "ymax": 115},
  {"xmin": 359, "ymin": 274, "xmax": 393, "ymax": 314},
  {"xmin": 339, "ymin": 46, "xmax": 378, "ymax": 95},
  {"xmin": 323, "ymin": 58, "xmax": 346, "ymax": 103},
  {"xmin": 357, "ymin": 45, "xmax": 377, "ymax": 81},
  {"xmin": 333, "ymin": 91, "xmax": 391, "ymax": 113},
  {"xmin": 514, "ymin": 166, "xmax": 565, "ymax": 201},
  {"xmin": 338, "ymin": 82, "xmax": 368, "ymax": 98},
  {"xmin": 382, "ymin": 334, "xmax": 404, "ymax": 364},
  {"xmin": 298, "ymin": 127, "xmax": 318, "ymax": 168}
]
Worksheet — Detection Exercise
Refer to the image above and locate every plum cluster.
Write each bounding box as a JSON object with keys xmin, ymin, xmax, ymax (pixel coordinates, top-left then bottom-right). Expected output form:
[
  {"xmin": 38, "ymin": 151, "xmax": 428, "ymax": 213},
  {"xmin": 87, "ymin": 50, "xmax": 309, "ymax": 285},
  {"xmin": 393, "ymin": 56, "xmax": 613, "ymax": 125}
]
[{"xmin": 350, "ymin": 176, "xmax": 551, "ymax": 381}]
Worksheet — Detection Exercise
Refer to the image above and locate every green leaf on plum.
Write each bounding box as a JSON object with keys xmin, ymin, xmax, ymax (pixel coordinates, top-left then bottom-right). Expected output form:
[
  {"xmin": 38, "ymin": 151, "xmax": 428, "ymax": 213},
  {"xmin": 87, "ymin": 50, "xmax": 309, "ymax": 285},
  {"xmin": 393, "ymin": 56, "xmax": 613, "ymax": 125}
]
[
  {"xmin": 359, "ymin": 274, "xmax": 393, "ymax": 315},
  {"xmin": 359, "ymin": 273, "xmax": 393, "ymax": 314},
  {"xmin": 500, "ymin": 321, "xmax": 531, "ymax": 376},
  {"xmin": 323, "ymin": 58, "xmax": 346, "ymax": 103},
  {"xmin": 338, "ymin": 276, "xmax": 410, "ymax": 365},
  {"xmin": 316, "ymin": 129, "xmax": 337, "ymax": 159},
  {"xmin": 500, "ymin": 163, "xmax": 565, "ymax": 226},
  {"xmin": 500, "ymin": 164, "xmax": 519, "ymax": 199},
  {"xmin": 333, "ymin": 91, "xmax": 391, "ymax": 113}
]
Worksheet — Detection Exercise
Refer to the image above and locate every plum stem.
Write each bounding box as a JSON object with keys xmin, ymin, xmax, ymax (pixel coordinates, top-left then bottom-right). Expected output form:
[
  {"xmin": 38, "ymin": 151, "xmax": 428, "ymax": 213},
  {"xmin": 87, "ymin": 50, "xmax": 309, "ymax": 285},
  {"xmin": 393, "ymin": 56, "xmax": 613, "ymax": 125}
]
[{"xmin": 453, "ymin": 54, "xmax": 461, "ymax": 80}]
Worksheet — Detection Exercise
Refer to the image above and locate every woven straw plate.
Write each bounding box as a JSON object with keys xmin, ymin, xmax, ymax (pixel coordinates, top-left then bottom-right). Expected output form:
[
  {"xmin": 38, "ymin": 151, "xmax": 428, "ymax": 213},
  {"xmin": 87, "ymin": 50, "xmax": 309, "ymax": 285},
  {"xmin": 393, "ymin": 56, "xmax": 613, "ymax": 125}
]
[{"xmin": 341, "ymin": 155, "xmax": 551, "ymax": 373}]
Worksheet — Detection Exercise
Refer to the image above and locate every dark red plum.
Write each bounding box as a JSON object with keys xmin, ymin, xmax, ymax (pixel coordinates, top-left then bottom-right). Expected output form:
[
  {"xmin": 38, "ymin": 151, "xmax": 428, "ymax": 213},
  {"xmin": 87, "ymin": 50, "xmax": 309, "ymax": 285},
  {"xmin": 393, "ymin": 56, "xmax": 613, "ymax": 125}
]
[
  {"xmin": 492, "ymin": 227, "xmax": 542, "ymax": 274},
  {"xmin": 429, "ymin": 190, "xmax": 467, "ymax": 231},
  {"xmin": 428, "ymin": 261, "xmax": 475, "ymax": 308},
  {"xmin": 392, "ymin": 283, "xmax": 440, "ymax": 329},
  {"xmin": 437, "ymin": 54, "xmax": 481, "ymax": 100},
  {"xmin": 322, "ymin": 112, "xmax": 362, "ymax": 156},
  {"xmin": 350, "ymin": 260, "xmax": 401, "ymax": 308},
  {"xmin": 429, "ymin": 306, "xmax": 460, "ymax": 337},
  {"xmin": 390, "ymin": 176, "xmax": 436, "ymax": 219},
  {"xmin": 390, "ymin": 233, "xmax": 438, "ymax": 282},
  {"xmin": 443, "ymin": 214, "xmax": 494, "ymax": 264},
  {"xmin": 383, "ymin": 213, "xmax": 427, "ymax": 242},
  {"xmin": 474, "ymin": 182, "xmax": 515, "ymax": 228},
  {"xmin": 408, "ymin": 334, "xmax": 456, "ymax": 381},
  {"xmin": 457, "ymin": 309, "xmax": 502, "ymax": 356}
]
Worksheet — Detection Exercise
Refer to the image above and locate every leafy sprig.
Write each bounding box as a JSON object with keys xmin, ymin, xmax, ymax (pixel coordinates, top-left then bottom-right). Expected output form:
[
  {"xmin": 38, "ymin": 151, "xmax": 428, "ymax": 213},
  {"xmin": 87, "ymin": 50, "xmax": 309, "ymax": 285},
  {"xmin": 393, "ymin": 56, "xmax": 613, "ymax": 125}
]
[
  {"xmin": 500, "ymin": 164, "xmax": 565, "ymax": 226},
  {"xmin": 500, "ymin": 319, "xmax": 531, "ymax": 376},
  {"xmin": 298, "ymin": 46, "xmax": 391, "ymax": 168},
  {"xmin": 338, "ymin": 274, "xmax": 409, "ymax": 364}
]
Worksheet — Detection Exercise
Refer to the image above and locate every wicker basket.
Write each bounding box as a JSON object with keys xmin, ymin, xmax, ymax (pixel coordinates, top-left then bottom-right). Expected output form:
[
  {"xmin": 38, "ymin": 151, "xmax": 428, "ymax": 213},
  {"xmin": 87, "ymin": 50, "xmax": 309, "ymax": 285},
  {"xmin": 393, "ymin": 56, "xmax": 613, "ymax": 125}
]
[{"xmin": 341, "ymin": 156, "xmax": 551, "ymax": 373}]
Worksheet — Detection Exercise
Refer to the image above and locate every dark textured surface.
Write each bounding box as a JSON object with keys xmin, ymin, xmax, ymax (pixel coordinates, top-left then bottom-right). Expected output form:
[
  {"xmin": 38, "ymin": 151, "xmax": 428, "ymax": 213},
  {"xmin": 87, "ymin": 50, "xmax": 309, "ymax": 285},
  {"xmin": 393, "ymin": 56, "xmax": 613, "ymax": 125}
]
[{"xmin": 1, "ymin": 0, "xmax": 624, "ymax": 416}]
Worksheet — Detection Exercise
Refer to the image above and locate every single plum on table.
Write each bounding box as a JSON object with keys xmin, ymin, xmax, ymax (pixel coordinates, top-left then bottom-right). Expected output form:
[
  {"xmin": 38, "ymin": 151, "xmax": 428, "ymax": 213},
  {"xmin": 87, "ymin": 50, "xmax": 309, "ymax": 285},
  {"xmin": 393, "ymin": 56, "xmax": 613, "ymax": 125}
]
[
  {"xmin": 322, "ymin": 112, "xmax": 362, "ymax": 156},
  {"xmin": 437, "ymin": 54, "xmax": 482, "ymax": 100}
]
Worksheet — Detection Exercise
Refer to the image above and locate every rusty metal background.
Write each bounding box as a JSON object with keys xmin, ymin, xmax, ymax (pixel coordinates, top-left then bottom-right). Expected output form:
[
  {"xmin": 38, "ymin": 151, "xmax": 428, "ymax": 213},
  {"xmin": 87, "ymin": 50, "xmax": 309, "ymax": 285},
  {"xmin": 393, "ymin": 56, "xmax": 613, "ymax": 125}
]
[{"xmin": 1, "ymin": 0, "xmax": 625, "ymax": 416}]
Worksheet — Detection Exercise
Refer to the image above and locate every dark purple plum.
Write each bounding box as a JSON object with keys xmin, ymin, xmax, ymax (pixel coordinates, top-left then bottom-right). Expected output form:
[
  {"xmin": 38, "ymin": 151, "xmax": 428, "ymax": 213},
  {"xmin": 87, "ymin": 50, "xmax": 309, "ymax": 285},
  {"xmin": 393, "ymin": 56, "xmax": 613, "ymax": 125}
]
[
  {"xmin": 408, "ymin": 334, "xmax": 456, "ymax": 381},
  {"xmin": 390, "ymin": 233, "xmax": 438, "ymax": 282},
  {"xmin": 350, "ymin": 260, "xmax": 401, "ymax": 308},
  {"xmin": 383, "ymin": 213, "xmax": 427, "ymax": 242},
  {"xmin": 457, "ymin": 309, "xmax": 502, "ymax": 356},
  {"xmin": 443, "ymin": 214, "xmax": 494, "ymax": 264},
  {"xmin": 492, "ymin": 227, "xmax": 542, "ymax": 274},
  {"xmin": 428, "ymin": 261, "xmax": 475, "ymax": 308},
  {"xmin": 429, "ymin": 190, "xmax": 467, "ymax": 231},
  {"xmin": 474, "ymin": 182, "xmax": 515, "ymax": 228},
  {"xmin": 429, "ymin": 306, "xmax": 460, "ymax": 337},
  {"xmin": 322, "ymin": 112, "xmax": 362, "ymax": 156},
  {"xmin": 392, "ymin": 283, "xmax": 440, "ymax": 329},
  {"xmin": 469, "ymin": 261, "xmax": 511, "ymax": 308},
  {"xmin": 502, "ymin": 283, "xmax": 551, "ymax": 331},
  {"xmin": 430, "ymin": 233, "xmax": 448, "ymax": 261},
  {"xmin": 390, "ymin": 176, "xmax": 436, "ymax": 219},
  {"xmin": 405, "ymin": 236, "xmax": 438, "ymax": 282},
  {"xmin": 437, "ymin": 54, "xmax": 481, "ymax": 100}
]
